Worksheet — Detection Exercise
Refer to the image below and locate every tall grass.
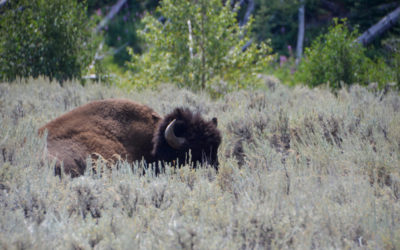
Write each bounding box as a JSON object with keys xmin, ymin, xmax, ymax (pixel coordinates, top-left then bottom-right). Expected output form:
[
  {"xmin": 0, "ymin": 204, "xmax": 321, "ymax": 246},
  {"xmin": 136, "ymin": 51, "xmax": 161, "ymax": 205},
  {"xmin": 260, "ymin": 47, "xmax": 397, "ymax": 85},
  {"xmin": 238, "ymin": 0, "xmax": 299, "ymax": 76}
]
[{"xmin": 0, "ymin": 78, "xmax": 399, "ymax": 249}]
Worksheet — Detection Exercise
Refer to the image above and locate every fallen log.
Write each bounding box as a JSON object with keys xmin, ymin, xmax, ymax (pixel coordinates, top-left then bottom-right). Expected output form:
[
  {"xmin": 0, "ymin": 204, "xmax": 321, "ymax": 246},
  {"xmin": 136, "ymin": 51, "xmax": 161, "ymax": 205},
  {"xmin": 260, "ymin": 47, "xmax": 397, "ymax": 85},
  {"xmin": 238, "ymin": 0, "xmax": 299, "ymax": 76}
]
[{"xmin": 357, "ymin": 6, "xmax": 400, "ymax": 46}]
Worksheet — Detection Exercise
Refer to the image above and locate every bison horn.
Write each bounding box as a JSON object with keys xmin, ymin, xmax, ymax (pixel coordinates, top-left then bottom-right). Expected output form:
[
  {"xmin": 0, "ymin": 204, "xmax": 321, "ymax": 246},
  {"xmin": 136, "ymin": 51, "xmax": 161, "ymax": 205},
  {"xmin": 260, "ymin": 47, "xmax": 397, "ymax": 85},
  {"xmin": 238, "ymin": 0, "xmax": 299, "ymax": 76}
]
[{"xmin": 164, "ymin": 119, "xmax": 186, "ymax": 149}]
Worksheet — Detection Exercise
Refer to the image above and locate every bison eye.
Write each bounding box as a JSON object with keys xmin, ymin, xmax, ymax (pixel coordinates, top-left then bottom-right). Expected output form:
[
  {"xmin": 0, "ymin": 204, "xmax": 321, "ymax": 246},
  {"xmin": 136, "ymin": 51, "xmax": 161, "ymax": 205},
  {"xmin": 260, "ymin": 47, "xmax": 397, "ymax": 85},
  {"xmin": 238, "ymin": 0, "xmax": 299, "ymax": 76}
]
[{"xmin": 173, "ymin": 120, "xmax": 186, "ymax": 137}]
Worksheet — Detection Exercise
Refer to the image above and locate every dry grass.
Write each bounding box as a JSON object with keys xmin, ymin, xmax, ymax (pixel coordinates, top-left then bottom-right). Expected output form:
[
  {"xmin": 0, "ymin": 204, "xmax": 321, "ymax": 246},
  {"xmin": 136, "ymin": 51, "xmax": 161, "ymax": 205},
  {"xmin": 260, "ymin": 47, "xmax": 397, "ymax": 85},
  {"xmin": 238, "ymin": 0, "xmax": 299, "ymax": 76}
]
[{"xmin": 0, "ymin": 78, "xmax": 399, "ymax": 249}]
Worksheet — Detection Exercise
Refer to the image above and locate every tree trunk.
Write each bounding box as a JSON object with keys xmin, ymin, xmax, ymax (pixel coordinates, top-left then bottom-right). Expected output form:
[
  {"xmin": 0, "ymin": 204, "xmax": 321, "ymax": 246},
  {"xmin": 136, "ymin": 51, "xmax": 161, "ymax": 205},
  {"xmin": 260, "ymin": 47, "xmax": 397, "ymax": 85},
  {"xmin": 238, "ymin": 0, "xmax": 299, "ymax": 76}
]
[
  {"xmin": 187, "ymin": 20, "xmax": 194, "ymax": 59},
  {"xmin": 296, "ymin": 0, "xmax": 305, "ymax": 65},
  {"xmin": 88, "ymin": 0, "xmax": 128, "ymax": 72},
  {"xmin": 200, "ymin": 1, "xmax": 206, "ymax": 89},
  {"xmin": 240, "ymin": 0, "xmax": 254, "ymax": 26},
  {"xmin": 95, "ymin": 0, "xmax": 127, "ymax": 33},
  {"xmin": 357, "ymin": 6, "xmax": 400, "ymax": 46}
]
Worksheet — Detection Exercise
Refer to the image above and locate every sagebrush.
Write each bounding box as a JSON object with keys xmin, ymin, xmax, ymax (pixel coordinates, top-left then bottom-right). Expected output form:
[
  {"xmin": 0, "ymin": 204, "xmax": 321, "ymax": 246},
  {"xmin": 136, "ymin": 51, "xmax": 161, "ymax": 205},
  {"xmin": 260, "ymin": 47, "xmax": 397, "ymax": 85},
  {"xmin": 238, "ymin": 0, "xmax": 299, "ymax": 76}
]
[{"xmin": 0, "ymin": 78, "xmax": 399, "ymax": 249}]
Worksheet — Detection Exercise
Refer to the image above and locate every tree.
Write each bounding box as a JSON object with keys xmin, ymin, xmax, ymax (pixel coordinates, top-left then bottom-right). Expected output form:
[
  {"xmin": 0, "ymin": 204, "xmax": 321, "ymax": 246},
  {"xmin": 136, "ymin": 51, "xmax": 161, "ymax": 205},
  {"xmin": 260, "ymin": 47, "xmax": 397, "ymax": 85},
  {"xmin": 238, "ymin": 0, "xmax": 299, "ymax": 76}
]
[
  {"xmin": 86, "ymin": 0, "xmax": 160, "ymax": 66},
  {"xmin": 95, "ymin": 0, "xmax": 128, "ymax": 33},
  {"xmin": 253, "ymin": 0, "xmax": 299, "ymax": 55},
  {"xmin": 252, "ymin": 0, "xmax": 400, "ymax": 59},
  {"xmin": 0, "ymin": 0, "xmax": 98, "ymax": 83},
  {"xmin": 296, "ymin": 19, "xmax": 394, "ymax": 89},
  {"xmin": 295, "ymin": 0, "xmax": 305, "ymax": 64},
  {"xmin": 127, "ymin": 0, "xmax": 272, "ymax": 94}
]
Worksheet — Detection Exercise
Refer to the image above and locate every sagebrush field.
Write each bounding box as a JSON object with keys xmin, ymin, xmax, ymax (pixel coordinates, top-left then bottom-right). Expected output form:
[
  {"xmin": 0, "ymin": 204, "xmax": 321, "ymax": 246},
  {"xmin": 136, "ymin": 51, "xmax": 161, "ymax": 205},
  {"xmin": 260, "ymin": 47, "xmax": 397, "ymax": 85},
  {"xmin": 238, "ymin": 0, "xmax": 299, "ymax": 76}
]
[{"xmin": 0, "ymin": 78, "xmax": 399, "ymax": 249}]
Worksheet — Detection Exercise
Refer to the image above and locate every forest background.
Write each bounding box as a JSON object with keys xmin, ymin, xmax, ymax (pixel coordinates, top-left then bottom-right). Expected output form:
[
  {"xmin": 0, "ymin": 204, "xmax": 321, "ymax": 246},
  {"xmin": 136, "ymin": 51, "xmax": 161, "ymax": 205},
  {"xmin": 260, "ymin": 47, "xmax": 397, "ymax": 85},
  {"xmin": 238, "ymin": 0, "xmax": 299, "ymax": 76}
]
[{"xmin": 1, "ymin": 0, "xmax": 399, "ymax": 93}]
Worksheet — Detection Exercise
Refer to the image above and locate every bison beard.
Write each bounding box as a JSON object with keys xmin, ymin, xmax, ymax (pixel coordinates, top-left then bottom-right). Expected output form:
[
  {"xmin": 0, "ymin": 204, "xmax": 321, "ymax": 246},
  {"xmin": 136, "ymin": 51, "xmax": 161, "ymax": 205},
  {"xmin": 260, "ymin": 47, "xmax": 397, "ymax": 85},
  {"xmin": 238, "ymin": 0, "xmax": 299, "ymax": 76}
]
[{"xmin": 38, "ymin": 99, "xmax": 221, "ymax": 177}]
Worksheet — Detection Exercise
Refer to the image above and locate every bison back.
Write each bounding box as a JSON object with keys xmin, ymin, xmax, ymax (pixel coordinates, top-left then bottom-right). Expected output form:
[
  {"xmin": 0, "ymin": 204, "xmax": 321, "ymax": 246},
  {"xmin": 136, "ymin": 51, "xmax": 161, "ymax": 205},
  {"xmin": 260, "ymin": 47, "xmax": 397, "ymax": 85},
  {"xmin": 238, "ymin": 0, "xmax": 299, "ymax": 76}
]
[{"xmin": 39, "ymin": 99, "xmax": 161, "ymax": 175}]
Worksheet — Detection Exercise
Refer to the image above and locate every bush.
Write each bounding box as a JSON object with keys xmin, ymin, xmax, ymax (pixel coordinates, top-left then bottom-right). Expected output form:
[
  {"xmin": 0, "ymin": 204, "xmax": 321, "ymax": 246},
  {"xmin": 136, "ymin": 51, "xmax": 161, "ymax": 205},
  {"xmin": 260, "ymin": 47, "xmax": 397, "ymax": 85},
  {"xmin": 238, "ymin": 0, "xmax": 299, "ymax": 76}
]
[
  {"xmin": 382, "ymin": 38, "xmax": 400, "ymax": 90},
  {"xmin": 295, "ymin": 19, "xmax": 394, "ymax": 90},
  {"xmin": 0, "ymin": 0, "xmax": 98, "ymax": 83},
  {"xmin": 126, "ymin": 0, "xmax": 273, "ymax": 95},
  {"xmin": 1, "ymin": 79, "xmax": 400, "ymax": 249}
]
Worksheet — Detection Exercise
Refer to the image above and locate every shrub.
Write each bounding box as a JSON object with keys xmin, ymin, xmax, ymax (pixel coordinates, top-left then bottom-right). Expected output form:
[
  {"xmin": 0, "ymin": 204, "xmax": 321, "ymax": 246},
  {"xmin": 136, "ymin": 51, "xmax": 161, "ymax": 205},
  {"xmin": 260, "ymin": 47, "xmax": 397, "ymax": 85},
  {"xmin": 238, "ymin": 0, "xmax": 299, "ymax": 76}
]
[
  {"xmin": 295, "ymin": 19, "xmax": 394, "ymax": 90},
  {"xmin": 2, "ymin": 79, "xmax": 400, "ymax": 248},
  {"xmin": 0, "ymin": 0, "xmax": 98, "ymax": 83},
  {"xmin": 126, "ymin": 0, "xmax": 273, "ymax": 95},
  {"xmin": 1, "ymin": 79, "xmax": 400, "ymax": 249},
  {"xmin": 382, "ymin": 38, "xmax": 400, "ymax": 90}
]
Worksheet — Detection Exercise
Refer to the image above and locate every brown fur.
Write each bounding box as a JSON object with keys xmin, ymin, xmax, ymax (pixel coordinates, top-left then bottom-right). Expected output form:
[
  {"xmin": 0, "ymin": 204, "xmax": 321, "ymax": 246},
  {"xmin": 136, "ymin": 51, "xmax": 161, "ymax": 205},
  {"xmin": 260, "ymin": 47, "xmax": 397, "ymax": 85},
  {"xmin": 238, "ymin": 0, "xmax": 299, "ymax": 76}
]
[{"xmin": 39, "ymin": 99, "xmax": 221, "ymax": 176}]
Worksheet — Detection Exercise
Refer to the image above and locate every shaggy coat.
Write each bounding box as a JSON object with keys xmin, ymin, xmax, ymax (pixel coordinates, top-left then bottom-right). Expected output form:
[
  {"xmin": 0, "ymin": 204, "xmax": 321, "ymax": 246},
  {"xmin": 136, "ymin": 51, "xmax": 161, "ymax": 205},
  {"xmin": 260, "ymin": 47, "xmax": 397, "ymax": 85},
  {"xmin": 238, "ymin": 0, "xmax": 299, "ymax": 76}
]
[{"xmin": 38, "ymin": 99, "xmax": 221, "ymax": 176}]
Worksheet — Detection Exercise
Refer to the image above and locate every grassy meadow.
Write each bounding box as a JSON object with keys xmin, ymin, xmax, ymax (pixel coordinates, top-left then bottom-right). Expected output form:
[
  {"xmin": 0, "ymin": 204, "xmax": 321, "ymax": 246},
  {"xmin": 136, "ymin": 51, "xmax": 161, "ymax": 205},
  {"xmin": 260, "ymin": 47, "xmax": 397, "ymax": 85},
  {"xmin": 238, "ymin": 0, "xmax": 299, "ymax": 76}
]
[{"xmin": 0, "ymin": 78, "xmax": 399, "ymax": 249}]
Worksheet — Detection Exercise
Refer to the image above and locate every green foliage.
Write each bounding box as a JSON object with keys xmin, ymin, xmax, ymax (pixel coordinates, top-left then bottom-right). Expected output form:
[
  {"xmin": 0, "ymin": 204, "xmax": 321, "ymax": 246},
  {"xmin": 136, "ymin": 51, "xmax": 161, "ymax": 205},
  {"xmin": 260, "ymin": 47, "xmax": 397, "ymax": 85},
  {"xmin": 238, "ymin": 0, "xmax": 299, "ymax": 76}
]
[
  {"xmin": 104, "ymin": 14, "xmax": 140, "ymax": 66},
  {"xmin": 295, "ymin": 19, "xmax": 395, "ymax": 89},
  {"xmin": 0, "ymin": 0, "xmax": 98, "ymax": 83},
  {"xmin": 127, "ymin": 0, "xmax": 273, "ymax": 95},
  {"xmin": 93, "ymin": 0, "xmax": 159, "ymax": 67},
  {"xmin": 265, "ymin": 58, "xmax": 298, "ymax": 86},
  {"xmin": 253, "ymin": 0, "xmax": 400, "ymax": 61},
  {"xmin": 253, "ymin": 0, "xmax": 299, "ymax": 55},
  {"xmin": 253, "ymin": 0, "xmax": 326, "ymax": 56}
]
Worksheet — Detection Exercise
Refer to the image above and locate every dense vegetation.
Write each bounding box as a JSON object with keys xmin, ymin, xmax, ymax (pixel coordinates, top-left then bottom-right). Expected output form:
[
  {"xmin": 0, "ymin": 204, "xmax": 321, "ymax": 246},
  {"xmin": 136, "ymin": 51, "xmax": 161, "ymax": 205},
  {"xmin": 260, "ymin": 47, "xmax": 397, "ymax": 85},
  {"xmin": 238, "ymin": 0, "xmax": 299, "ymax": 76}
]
[
  {"xmin": 0, "ymin": 0, "xmax": 99, "ymax": 83},
  {"xmin": 86, "ymin": 0, "xmax": 400, "ymax": 65},
  {"xmin": 1, "ymin": 79, "xmax": 399, "ymax": 248},
  {"xmin": 253, "ymin": 0, "xmax": 400, "ymax": 54},
  {"xmin": 1, "ymin": 0, "xmax": 398, "ymax": 90},
  {"xmin": 86, "ymin": 0, "xmax": 160, "ymax": 65},
  {"xmin": 126, "ymin": 0, "xmax": 272, "ymax": 95},
  {"xmin": 295, "ymin": 19, "xmax": 397, "ymax": 89}
]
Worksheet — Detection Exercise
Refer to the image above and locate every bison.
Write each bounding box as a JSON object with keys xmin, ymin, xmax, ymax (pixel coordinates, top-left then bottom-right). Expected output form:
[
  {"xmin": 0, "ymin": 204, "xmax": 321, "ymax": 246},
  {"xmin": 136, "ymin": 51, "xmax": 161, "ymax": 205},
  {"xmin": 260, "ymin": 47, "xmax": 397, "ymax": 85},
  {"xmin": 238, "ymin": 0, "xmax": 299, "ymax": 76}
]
[{"xmin": 38, "ymin": 99, "xmax": 221, "ymax": 177}]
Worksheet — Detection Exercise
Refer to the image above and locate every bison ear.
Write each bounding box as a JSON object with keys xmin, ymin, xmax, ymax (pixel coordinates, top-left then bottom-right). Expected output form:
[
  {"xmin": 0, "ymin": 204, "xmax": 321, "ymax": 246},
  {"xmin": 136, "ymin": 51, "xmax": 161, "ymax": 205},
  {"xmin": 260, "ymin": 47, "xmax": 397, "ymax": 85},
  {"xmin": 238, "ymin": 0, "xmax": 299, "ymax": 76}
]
[{"xmin": 211, "ymin": 117, "xmax": 218, "ymax": 127}]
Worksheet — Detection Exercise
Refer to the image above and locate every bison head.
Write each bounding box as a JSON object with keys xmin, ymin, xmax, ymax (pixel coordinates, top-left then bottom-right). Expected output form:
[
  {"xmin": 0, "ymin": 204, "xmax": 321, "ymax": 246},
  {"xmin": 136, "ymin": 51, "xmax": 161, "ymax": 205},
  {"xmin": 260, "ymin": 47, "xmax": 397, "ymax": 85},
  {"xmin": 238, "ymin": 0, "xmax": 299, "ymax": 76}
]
[{"xmin": 152, "ymin": 108, "xmax": 221, "ymax": 171}]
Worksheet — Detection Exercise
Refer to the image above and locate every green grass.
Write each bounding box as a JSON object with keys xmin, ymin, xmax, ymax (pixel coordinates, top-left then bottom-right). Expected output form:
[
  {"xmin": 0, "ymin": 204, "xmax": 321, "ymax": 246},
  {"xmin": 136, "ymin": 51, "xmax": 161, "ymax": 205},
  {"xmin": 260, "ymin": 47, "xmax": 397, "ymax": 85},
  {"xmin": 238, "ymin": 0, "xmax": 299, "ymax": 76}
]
[{"xmin": 0, "ymin": 78, "xmax": 399, "ymax": 249}]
